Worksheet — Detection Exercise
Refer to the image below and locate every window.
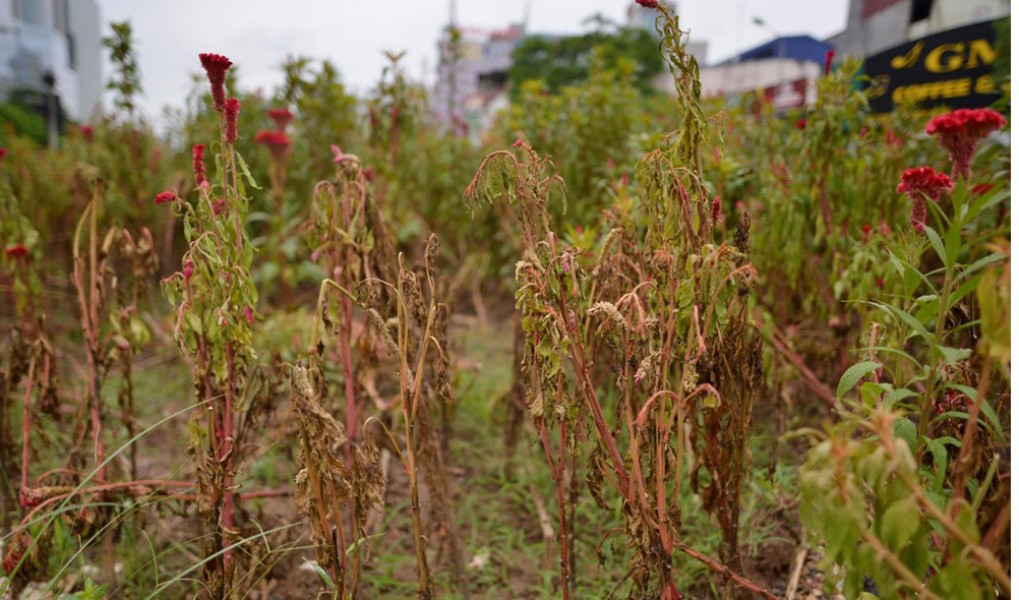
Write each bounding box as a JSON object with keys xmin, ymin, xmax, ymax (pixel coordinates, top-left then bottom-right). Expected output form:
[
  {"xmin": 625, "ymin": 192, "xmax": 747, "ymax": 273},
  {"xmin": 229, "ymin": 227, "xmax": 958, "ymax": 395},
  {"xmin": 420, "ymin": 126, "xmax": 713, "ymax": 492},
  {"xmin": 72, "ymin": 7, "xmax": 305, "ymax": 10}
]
[
  {"xmin": 53, "ymin": 0, "xmax": 68, "ymax": 33},
  {"xmin": 910, "ymin": 0, "xmax": 933, "ymax": 23}
]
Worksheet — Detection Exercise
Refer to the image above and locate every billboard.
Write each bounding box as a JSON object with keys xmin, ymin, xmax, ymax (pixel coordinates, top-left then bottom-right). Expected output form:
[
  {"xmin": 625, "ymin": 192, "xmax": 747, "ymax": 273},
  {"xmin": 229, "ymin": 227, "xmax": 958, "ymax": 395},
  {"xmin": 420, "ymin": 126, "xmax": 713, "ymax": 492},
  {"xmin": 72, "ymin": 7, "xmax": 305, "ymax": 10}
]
[{"xmin": 863, "ymin": 19, "xmax": 1007, "ymax": 113}]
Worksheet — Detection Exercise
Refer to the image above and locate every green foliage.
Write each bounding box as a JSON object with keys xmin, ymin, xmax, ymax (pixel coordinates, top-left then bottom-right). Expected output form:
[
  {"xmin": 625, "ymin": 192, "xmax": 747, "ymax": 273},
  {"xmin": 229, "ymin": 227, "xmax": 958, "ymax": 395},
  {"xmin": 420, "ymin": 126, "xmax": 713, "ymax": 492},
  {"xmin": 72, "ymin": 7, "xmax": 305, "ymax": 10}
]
[
  {"xmin": 0, "ymin": 102, "xmax": 47, "ymax": 145},
  {"xmin": 102, "ymin": 21, "xmax": 143, "ymax": 119},
  {"xmin": 508, "ymin": 26, "xmax": 663, "ymax": 97}
]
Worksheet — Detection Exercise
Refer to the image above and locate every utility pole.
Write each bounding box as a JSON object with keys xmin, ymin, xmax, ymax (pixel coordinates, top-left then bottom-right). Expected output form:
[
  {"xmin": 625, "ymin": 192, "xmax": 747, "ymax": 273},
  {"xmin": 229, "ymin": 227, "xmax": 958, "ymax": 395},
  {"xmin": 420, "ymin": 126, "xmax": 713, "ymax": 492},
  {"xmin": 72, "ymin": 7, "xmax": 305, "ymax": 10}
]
[{"xmin": 43, "ymin": 70, "xmax": 58, "ymax": 151}]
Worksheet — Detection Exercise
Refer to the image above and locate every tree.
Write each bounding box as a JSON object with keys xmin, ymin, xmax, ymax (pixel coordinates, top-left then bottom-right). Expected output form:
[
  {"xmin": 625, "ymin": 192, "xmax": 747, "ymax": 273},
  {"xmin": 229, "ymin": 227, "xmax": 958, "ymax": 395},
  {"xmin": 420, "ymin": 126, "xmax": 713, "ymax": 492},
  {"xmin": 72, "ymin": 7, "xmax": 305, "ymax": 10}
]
[{"xmin": 508, "ymin": 26, "xmax": 663, "ymax": 97}]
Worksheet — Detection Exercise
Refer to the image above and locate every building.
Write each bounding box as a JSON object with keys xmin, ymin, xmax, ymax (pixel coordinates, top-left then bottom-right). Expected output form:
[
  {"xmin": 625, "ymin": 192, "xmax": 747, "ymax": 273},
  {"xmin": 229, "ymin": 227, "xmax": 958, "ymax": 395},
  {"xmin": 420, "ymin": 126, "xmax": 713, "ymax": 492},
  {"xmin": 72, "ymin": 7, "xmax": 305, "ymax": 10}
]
[
  {"xmin": 828, "ymin": 0, "xmax": 1010, "ymax": 59},
  {"xmin": 0, "ymin": 0, "xmax": 102, "ymax": 121},
  {"xmin": 433, "ymin": 24, "xmax": 524, "ymax": 135},
  {"xmin": 700, "ymin": 35, "xmax": 833, "ymax": 111}
]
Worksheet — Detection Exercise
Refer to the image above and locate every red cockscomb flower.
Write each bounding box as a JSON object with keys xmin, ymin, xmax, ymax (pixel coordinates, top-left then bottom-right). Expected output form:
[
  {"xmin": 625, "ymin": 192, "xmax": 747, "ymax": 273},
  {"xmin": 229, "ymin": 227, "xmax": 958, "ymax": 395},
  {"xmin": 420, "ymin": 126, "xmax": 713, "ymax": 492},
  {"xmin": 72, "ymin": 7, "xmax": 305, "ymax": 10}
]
[
  {"xmin": 824, "ymin": 50, "xmax": 835, "ymax": 76},
  {"xmin": 925, "ymin": 108, "xmax": 1006, "ymax": 179},
  {"xmin": 199, "ymin": 53, "xmax": 233, "ymax": 110},
  {"xmin": 897, "ymin": 166, "xmax": 954, "ymax": 232},
  {"xmin": 267, "ymin": 108, "xmax": 293, "ymax": 131},
  {"xmin": 255, "ymin": 130, "xmax": 291, "ymax": 159},
  {"xmin": 154, "ymin": 190, "xmax": 179, "ymax": 205},
  {"xmin": 192, "ymin": 144, "xmax": 207, "ymax": 187},
  {"xmin": 5, "ymin": 244, "xmax": 29, "ymax": 259},
  {"xmin": 224, "ymin": 97, "xmax": 240, "ymax": 145}
]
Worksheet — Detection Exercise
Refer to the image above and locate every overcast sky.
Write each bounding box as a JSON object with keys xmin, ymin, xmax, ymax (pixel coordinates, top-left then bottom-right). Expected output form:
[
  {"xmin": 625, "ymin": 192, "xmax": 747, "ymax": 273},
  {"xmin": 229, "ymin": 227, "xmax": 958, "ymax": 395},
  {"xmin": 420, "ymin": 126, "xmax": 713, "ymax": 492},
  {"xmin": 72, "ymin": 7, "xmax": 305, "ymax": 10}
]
[{"xmin": 96, "ymin": 0, "xmax": 849, "ymax": 124}]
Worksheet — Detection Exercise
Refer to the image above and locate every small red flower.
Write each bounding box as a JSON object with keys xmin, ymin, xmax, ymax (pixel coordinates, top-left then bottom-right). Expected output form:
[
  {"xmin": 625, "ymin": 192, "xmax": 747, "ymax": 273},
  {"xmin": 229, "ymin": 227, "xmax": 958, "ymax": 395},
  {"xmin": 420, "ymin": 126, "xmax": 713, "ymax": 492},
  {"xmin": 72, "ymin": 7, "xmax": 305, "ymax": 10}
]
[
  {"xmin": 824, "ymin": 50, "xmax": 835, "ymax": 76},
  {"xmin": 154, "ymin": 190, "xmax": 179, "ymax": 205},
  {"xmin": 80, "ymin": 125, "xmax": 94, "ymax": 142},
  {"xmin": 267, "ymin": 108, "xmax": 293, "ymax": 131},
  {"xmin": 5, "ymin": 244, "xmax": 29, "ymax": 259},
  {"xmin": 897, "ymin": 166, "xmax": 954, "ymax": 232},
  {"xmin": 0, "ymin": 147, "xmax": 7, "ymax": 161},
  {"xmin": 861, "ymin": 224, "xmax": 872, "ymax": 241},
  {"xmin": 199, "ymin": 53, "xmax": 233, "ymax": 110},
  {"xmin": 183, "ymin": 257, "xmax": 195, "ymax": 283},
  {"xmin": 192, "ymin": 144, "xmax": 207, "ymax": 187},
  {"xmin": 925, "ymin": 108, "xmax": 1006, "ymax": 179},
  {"xmin": 636, "ymin": 0, "xmax": 658, "ymax": 7},
  {"xmin": 243, "ymin": 305, "xmax": 254, "ymax": 324},
  {"xmin": 224, "ymin": 97, "xmax": 240, "ymax": 145},
  {"xmin": 212, "ymin": 198, "xmax": 227, "ymax": 215},
  {"xmin": 363, "ymin": 166, "xmax": 375, "ymax": 183},
  {"xmin": 711, "ymin": 196, "xmax": 722, "ymax": 225},
  {"xmin": 796, "ymin": 118, "xmax": 807, "ymax": 130},
  {"xmin": 885, "ymin": 128, "xmax": 903, "ymax": 148},
  {"xmin": 512, "ymin": 138, "xmax": 524, "ymax": 148}
]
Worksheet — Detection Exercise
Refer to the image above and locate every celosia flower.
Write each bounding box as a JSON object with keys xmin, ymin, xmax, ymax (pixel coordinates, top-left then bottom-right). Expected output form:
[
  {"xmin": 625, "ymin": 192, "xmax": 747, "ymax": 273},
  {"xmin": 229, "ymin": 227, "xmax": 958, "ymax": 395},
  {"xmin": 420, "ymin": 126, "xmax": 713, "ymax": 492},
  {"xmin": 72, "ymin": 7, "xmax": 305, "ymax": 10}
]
[
  {"xmin": 824, "ymin": 50, "xmax": 835, "ymax": 75},
  {"xmin": 256, "ymin": 130, "xmax": 291, "ymax": 162},
  {"xmin": 925, "ymin": 108, "xmax": 1006, "ymax": 179},
  {"xmin": 154, "ymin": 190, "xmax": 179, "ymax": 205},
  {"xmin": 199, "ymin": 53, "xmax": 233, "ymax": 110},
  {"xmin": 268, "ymin": 108, "xmax": 294, "ymax": 131},
  {"xmin": 224, "ymin": 97, "xmax": 240, "ymax": 144},
  {"xmin": 183, "ymin": 257, "xmax": 195, "ymax": 283},
  {"xmin": 5, "ymin": 244, "xmax": 29, "ymax": 259},
  {"xmin": 711, "ymin": 196, "xmax": 722, "ymax": 225},
  {"xmin": 192, "ymin": 143, "xmax": 207, "ymax": 187},
  {"xmin": 897, "ymin": 166, "xmax": 954, "ymax": 232}
]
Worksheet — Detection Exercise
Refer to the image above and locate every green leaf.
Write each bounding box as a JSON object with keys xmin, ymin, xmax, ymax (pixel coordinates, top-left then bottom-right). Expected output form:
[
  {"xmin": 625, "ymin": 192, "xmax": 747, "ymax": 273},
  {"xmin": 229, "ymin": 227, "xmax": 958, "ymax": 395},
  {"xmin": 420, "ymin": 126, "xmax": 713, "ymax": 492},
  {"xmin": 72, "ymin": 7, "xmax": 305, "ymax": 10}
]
[
  {"xmin": 923, "ymin": 225, "xmax": 947, "ymax": 266},
  {"xmin": 893, "ymin": 418, "xmax": 917, "ymax": 454},
  {"xmin": 936, "ymin": 345, "xmax": 971, "ymax": 364},
  {"xmin": 871, "ymin": 302, "xmax": 934, "ymax": 345},
  {"xmin": 880, "ymin": 496, "xmax": 920, "ymax": 551},
  {"xmin": 235, "ymin": 152, "xmax": 263, "ymax": 190},
  {"xmin": 837, "ymin": 361, "xmax": 882, "ymax": 400}
]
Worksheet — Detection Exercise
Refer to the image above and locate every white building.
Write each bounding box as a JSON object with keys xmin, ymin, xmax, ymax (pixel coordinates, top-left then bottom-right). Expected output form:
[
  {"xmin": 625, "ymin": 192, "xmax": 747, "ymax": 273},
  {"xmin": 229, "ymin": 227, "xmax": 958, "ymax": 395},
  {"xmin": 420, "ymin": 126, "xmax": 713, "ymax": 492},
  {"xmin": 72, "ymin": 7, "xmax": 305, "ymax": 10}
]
[
  {"xmin": 0, "ymin": 0, "xmax": 102, "ymax": 121},
  {"xmin": 828, "ymin": 0, "xmax": 1009, "ymax": 58}
]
